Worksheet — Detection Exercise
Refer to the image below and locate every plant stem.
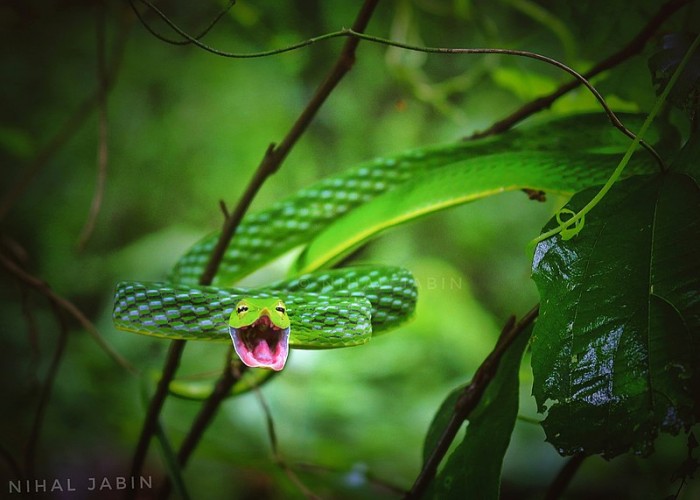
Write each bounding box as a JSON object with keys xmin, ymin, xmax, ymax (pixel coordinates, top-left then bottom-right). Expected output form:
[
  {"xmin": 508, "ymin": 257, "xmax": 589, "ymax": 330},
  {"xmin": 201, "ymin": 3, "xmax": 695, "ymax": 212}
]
[{"xmin": 156, "ymin": 354, "xmax": 238, "ymax": 499}]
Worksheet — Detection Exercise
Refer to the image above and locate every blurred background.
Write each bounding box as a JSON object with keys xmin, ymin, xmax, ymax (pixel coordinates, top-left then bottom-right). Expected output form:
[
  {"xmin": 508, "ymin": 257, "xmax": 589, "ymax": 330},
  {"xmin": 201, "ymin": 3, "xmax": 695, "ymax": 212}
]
[{"xmin": 1, "ymin": 0, "xmax": 697, "ymax": 498}]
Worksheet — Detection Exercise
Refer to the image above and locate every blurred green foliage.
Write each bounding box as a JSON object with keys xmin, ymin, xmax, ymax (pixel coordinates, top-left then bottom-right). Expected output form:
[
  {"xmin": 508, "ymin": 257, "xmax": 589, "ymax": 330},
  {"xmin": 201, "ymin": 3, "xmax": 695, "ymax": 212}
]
[{"xmin": 1, "ymin": 0, "xmax": 698, "ymax": 498}]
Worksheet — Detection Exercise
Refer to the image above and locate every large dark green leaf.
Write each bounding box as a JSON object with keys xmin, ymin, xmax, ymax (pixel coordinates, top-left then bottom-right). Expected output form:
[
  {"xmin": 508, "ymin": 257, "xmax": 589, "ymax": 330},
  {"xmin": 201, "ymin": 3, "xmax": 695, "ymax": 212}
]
[
  {"xmin": 422, "ymin": 328, "xmax": 531, "ymax": 499},
  {"xmin": 530, "ymin": 139, "xmax": 700, "ymax": 458}
]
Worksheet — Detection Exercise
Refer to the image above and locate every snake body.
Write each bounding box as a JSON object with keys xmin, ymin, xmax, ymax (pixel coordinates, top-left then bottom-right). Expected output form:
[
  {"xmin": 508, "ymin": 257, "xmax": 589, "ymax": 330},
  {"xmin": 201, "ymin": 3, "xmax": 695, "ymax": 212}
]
[
  {"xmin": 168, "ymin": 113, "xmax": 668, "ymax": 286},
  {"xmin": 113, "ymin": 113, "xmax": 672, "ymax": 371},
  {"xmin": 114, "ymin": 266, "xmax": 417, "ymax": 348}
]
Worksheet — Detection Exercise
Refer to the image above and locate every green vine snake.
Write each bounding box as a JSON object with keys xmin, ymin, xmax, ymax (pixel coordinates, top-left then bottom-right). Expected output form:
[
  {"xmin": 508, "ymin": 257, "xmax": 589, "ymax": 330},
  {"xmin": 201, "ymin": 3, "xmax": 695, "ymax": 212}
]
[{"xmin": 113, "ymin": 113, "xmax": 673, "ymax": 378}]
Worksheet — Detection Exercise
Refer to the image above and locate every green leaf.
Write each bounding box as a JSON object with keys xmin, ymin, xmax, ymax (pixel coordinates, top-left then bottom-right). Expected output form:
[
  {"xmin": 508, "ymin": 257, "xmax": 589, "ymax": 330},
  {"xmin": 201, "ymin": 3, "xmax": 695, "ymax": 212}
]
[
  {"xmin": 423, "ymin": 327, "xmax": 531, "ymax": 499},
  {"xmin": 531, "ymin": 143, "xmax": 700, "ymax": 458}
]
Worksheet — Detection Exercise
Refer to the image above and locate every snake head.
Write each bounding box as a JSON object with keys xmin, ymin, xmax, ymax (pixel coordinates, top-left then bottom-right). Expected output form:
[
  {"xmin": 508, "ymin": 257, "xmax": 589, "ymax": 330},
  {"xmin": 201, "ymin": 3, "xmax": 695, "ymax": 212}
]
[{"xmin": 229, "ymin": 298, "xmax": 291, "ymax": 371}]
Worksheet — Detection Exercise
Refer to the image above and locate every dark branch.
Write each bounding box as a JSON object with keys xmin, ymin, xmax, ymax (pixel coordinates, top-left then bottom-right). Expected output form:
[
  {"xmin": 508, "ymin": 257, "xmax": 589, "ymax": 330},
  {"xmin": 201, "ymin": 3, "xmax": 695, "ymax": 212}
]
[{"xmin": 405, "ymin": 305, "xmax": 540, "ymax": 499}]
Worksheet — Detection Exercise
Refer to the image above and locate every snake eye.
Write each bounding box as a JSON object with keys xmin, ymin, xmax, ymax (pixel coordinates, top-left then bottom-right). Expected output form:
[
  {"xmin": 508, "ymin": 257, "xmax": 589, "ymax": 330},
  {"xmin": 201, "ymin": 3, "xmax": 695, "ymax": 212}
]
[
  {"xmin": 237, "ymin": 305, "xmax": 248, "ymax": 314},
  {"xmin": 275, "ymin": 305, "xmax": 286, "ymax": 314}
]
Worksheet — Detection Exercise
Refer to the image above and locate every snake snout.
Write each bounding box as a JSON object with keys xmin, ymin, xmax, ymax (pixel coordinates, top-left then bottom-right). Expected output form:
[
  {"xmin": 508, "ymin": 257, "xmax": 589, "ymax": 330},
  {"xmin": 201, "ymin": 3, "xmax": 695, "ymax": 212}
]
[{"xmin": 229, "ymin": 314, "xmax": 290, "ymax": 371}]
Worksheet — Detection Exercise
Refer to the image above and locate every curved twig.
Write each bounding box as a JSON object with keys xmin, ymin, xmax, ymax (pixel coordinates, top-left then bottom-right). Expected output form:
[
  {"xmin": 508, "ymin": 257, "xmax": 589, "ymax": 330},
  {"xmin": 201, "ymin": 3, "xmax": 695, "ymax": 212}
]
[
  {"xmin": 129, "ymin": 0, "xmax": 235, "ymax": 46},
  {"xmin": 254, "ymin": 387, "xmax": 320, "ymax": 499}
]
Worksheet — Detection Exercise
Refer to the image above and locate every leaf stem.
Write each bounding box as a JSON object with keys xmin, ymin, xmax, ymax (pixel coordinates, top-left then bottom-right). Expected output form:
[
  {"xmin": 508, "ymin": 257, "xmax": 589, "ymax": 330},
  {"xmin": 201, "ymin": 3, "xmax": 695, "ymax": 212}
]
[{"xmin": 128, "ymin": 340, "xmax": 185, "ymax": 484}]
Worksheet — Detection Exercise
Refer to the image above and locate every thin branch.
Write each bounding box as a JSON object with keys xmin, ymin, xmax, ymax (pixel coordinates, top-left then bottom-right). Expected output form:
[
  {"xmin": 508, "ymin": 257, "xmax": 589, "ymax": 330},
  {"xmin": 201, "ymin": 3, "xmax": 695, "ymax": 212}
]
[
  {"xmin": 470, "ymin": 0, "xmax": 691, "ymax": 139},
  {"xmin": 0, "ymin": 249, "xmax": 136, "ymax": 375},
  {"xmin": 77, "ymin": 0, "xmax": 110, "ymax": 250},
  {"xmin": 544, "ymin": 453, "xmax": 587, "ymax": 500},
  {"xmin": 0, "ymin": 6, "xmax": 130, "ymax": 222},
  {"xmin": 405, "ymin": 305, "xmax": 540, "ymax": 499},
  {"xmin": 139, "ymin": 0, "xmax": 687, "ymax": 165},
  {"xmin": 154, "ymin": 420, "xmax": 191, "ymax": 500},
  {"xmin": 218, "ymin": 200, "xmax": 230, "ymax": 219},
  {"xmin": 129, "ymin": 0, "xmax": 236, "ymax": 46}
]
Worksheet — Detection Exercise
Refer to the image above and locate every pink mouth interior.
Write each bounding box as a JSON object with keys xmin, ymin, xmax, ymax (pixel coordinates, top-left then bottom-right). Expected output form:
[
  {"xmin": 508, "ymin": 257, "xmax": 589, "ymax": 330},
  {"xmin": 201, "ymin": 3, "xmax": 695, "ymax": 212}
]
[{"xmin": 230, "ymin": 315, "xmax": 290, "ymax": 371}]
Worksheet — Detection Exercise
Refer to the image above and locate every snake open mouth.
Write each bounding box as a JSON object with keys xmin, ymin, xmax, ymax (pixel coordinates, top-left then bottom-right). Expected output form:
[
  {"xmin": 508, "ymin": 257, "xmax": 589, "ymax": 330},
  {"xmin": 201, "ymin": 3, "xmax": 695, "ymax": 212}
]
[{"xmin": 229, "ymin": 314, "xmax": 290, "ymax": 371}]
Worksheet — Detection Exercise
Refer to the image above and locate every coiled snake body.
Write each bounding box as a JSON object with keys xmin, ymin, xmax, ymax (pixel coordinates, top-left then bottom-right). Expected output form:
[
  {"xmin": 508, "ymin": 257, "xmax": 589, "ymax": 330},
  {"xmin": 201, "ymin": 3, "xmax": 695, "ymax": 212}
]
[{"xmin": 113, "ymin": 114, "xmax": 667, "ymax": 371}]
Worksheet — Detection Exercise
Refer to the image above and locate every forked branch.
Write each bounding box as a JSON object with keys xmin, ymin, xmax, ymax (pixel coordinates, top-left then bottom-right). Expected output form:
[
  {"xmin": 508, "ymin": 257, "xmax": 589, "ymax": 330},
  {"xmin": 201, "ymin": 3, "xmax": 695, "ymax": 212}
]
[{"xmin": 130, "ymin": 0, "xmax": 382, "ymax": 492}]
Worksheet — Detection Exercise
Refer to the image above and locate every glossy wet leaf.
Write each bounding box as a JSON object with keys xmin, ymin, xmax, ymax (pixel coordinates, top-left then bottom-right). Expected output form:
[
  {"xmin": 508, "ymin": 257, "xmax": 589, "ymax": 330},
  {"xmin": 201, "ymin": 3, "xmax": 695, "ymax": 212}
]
[
  {"xmin": 531, "ymin": 141, "xmax": 700, "ymax": 458},
  {"xmin": 423, "ymin": 328, "xmax": 531, "ymax": 499}
]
